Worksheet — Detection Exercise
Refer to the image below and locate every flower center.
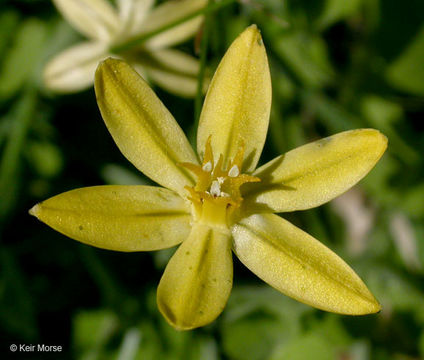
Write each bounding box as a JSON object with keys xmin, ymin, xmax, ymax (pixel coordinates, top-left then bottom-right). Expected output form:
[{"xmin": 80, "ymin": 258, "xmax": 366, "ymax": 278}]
[{"xmin": 179, "ymin": 138, "xmax": 260, "ymax": 229}]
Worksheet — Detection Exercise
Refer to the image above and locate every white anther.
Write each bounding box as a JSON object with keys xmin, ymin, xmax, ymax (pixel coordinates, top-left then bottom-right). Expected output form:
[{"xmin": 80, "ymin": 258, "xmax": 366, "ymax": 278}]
[
  {"xmin": 220, "ymin": 192, "xmax": 230, "ymax": 197},
  {"xmin": 210, "ymin": 180, "xmax": 221, "ymax": 197},
  {"xmin": 228, "ymin": 165, "xmax": 240, "ymax": 177},
  {"xmin": 202, "ymin": 161, "xmax": 212, "ymax": 172},
  {"xmin": 217, "ymin": 177, "xmax": 225, "ymax": 184}
]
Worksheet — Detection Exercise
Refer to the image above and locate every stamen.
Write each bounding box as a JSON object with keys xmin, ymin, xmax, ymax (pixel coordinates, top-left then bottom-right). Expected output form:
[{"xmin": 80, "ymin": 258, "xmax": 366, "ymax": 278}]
[
  {"xmin": 202, "ymin": 161, "xmax": 212, "ymax": 172},
  {"xmin": 228, "ymin": 165, "xmax": 240, "ymax": 177},
  {"xmin": 181, "ymin": 137, "xmax": 261, "ymax": 227},
  {"xmin": 210, "ymin": 180, "xmax": 221, "ymax": 197}
]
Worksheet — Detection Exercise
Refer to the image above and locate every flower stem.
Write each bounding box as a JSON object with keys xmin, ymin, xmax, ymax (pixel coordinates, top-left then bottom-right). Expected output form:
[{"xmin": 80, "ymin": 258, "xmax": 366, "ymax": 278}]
[
  {"xmin": 0, "ymin": 86, "xmax": 37, "ymax": 223},
  {"xmin": 110, "ymin": 0, "xmax": 237, "ymax": 54}
]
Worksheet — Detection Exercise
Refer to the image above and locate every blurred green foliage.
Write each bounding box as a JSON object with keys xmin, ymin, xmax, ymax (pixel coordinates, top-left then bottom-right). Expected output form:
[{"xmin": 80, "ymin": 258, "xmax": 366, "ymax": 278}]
[{"xmin": 1, "ymin": 0, "xmax": 423, "ymax": 359}]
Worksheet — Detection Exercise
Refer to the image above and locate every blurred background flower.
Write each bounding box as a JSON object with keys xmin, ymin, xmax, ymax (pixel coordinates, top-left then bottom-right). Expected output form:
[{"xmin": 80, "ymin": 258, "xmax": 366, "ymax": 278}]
[
  {"xmin": 0, "ymin": 0, "xmax": 423, "ymax": 359},
  {"xmin": 44, "ymin": 0, "xmax": 208, "ymax": 96}
]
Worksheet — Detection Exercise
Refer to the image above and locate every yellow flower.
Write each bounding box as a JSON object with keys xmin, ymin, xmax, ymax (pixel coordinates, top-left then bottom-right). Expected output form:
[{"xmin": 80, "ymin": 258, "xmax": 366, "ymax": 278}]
[
  {"xmin": 44, "ymin": 0, "xmax": 207, "ymax": 96},
  {"xmin": 31, "ymin": 25, "xmax": 387, "ymax": 330}
]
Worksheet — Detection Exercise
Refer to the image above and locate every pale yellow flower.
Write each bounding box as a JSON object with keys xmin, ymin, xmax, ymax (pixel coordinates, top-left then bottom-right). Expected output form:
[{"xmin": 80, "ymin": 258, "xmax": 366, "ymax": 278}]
[
  {"xmin": 44, "ymin": 0, "xmax": 207, "ymax": 96},
  {"xmin": 31, "ymin": 26, "xmax": 387, "ymax": 330}
]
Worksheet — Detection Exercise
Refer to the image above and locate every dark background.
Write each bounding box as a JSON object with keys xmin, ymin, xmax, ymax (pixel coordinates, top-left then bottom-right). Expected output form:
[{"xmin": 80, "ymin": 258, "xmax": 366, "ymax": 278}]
[{"xmin": 1, "ymin": 0, "xmax": 424, "ymax": 359}]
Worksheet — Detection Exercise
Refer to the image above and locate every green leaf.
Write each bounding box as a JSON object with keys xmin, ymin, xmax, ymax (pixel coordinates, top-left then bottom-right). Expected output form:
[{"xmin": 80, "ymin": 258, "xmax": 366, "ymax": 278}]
[
  {"xmin": 0, "ymin": 88, "xmax": 37, "ymax": 221},
  {"xmin": 133, "ymin": 322, "xmax": 162, "ymax": 360},
  {"xmin": 0, "ymin": 249, "xmax": 37, "ymax": 341},
  {"xmin": 222, "ymin": 310, "xmax": 287, "ymax": 360},
  {"xmin": 116, "ymin": 328, "xmax": 142, "ymax": 360},
  {"xmin": 360, "ymin": 95, "xmax": 419, "ymax": 165},
  {"xmin": 386, "ymin": 25, "xmax": 424, "ymax": 96},
  {"xmin": 301, "ymin": 90, "xmax": 361, "ymax": 132},
  {"xmin": 224, "ymin": 286, "xmax": 311, "ymax": 321},
  {"xmin": 271, "ymin": 32, "xmax": 334, "ymax": 88},
  {"xmin": 189, "ymin": 336, "xmax": 218, "ymax": 360},
  {"xmin": 315, "ymin": 0, "xmax": 362, "ymax": 30},
  {"xmin": 0, "ymin": 19, "xmax": 47, "ymax": 99},
  {"xmin": 26, "ymin": 141, "xmax": 64, "ymax": 178},
  {"xmin": 361, "ymin": 154, "xmax": 399, "ymax": 206},
  {"xmin": 360, "ymin": 95, "xmax": 403, "ymax": 128},
  {"xmin": 366, "ymin": 265, "xmax": 424, "ymax": 324},
  {"xmin": 415, "ymin": 223, "xmax": 424, "ymax": 270},
  {"xmin": 401, "ymin": 185, "xmax": 424, "ymax": 218},
  {"xmin": 419, "ymin": 331, "xmax": 424, "ymax": 358},
  {"xmin": 308, "ymin": 315, "xmax": 351, "ymax": 347},
  {"xmin": 73, "ymin": 309, "xmax": 119, "ymax": 353},
  {"xmin": 0, "ymin": 10, "xmax": 19, "ymax": 57},
  {"xmin": 221, "ymin": 286, "xmax": 307, "ymax": 360},
  {"xmin": 101, "ymin": 163, "xmax": 149, "ymax": 185},
  {"xmin": 270, "ymin": 333, "xmax": 335, "ymax": 360}
]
